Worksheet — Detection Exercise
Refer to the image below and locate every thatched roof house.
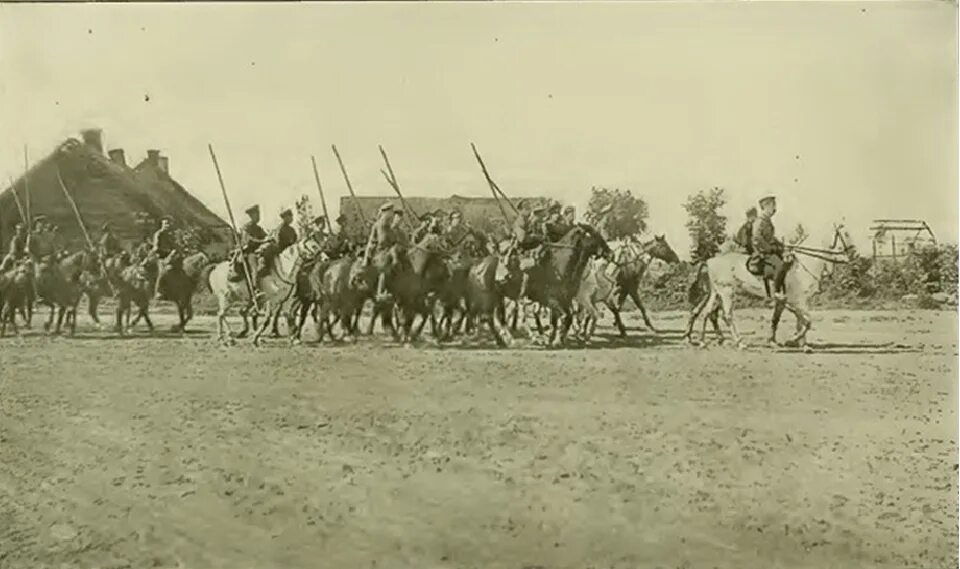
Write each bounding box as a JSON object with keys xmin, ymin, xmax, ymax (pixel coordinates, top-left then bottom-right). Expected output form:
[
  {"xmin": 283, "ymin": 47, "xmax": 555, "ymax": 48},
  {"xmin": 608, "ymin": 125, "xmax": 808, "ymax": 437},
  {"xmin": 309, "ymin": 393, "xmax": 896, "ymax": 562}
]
[{"xmin": 0, "ymin": 129, "xmax": 232, "ymax": 255}]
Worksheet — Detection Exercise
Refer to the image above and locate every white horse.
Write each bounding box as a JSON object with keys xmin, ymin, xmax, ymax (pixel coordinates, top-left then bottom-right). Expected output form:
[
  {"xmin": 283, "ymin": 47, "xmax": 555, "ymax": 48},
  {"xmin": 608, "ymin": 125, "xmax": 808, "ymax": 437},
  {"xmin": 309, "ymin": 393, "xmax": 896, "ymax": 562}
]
[
  {"xmin": 207, "ymin": 238, "xmax": 323, "ymax": 346},
  {"xmin": 685, "ymin": 224, "xmax": 856, "ymax": 350}
]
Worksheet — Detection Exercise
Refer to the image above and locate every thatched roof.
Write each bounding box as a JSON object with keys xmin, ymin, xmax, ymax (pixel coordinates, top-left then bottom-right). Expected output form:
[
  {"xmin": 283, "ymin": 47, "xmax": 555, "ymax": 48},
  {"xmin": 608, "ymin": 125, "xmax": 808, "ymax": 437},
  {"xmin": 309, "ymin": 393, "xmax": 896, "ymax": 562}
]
[{"xmin": 0, "ymin": 133, "xmax": 232, "ymax": 254}]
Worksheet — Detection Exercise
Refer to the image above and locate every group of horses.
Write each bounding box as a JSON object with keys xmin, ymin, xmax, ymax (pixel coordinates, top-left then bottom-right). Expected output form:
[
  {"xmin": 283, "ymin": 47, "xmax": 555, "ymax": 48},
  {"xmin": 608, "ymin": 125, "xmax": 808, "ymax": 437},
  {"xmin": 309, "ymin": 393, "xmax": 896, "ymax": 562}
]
[
  {"xmin": 206, "ymin": 224, "xmax": 680, "ymax": 348},
  {"xmin": 0, "ymin": 221, "xmax": 857, "ymax": 351}
]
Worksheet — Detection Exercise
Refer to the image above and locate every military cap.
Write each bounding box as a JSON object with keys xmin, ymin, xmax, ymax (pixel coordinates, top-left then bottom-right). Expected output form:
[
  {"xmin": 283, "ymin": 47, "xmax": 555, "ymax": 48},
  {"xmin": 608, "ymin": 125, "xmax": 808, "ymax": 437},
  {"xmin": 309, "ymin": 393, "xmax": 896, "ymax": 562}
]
[
  {"xmin": 419, "ymin": 211, "xmax": 434, "ymax": 221},
  {"xmin": 449, "ymin": 209, "xmax": 462, "ymax": 218},
  {"xmin": 516, "ymin": 199, "xmax": 529, "ymax": 210},
  {"xmin": 759, "ymin": 195, "xmax": 776, "ymax": 207},
  {"xmin": 563, "ymin": 205, "xmax": 575, "ymax": 213},
  {"xmin": 244, "ymin": 205, "xmax": 260, "ymax": 216},
  {"xmin": 378, "ymin": 202, "xmax": 395, "ymax": 213},
  {"xmin": 394, "ymin": 209, "xmax": 405, "ymax": 216},
  {"xmin": 313, "ymin": 215, "xmax": 327, "ymax": 225},
  {"xmin": 746, "ymin": 206, "xmax": 758, "ymax": 216},
  {"xmin": 335, "ymin": 214, "xmax": 347, "ymax": 223},
  {"xmin": 548, "ymin": 202, "xmax": 562, "ymax": 212},
  {"xmin": 532, "ymin": 204, "xmax": 548, "ymax": 214},
  {"xmin": 32, "ymin": 214, "xmax": 47, "ymax": 223},
  {"xmin": 279, "ymin": 208, "xmax": 293, "ymax": 218},
  {"xmin": 160, "ymin": 215, "xmax": 173, "ymax": 222}
]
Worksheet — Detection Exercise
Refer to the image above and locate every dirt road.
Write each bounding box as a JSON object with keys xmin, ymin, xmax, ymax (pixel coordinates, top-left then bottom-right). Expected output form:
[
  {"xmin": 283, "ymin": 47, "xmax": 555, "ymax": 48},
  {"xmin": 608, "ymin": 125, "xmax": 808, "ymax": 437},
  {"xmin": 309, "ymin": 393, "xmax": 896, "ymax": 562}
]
[{"xmin": 0, "ymin": 309, "xmax": 956, "ymax": 569}]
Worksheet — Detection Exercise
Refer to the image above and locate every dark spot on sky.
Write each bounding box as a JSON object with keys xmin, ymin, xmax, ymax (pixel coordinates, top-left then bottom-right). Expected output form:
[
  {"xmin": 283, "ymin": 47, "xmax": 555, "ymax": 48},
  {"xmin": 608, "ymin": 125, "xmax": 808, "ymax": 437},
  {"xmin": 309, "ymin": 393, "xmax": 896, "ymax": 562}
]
[
  {"xmin": 548, "ymin": 94, "xmax": 553, "ymax": 99},
  {"xmin": 251, "ymin": 61, "xmax": 256, "ymax": 66},
  {"xmin": 55, "ymin": 101, "xmax": 59, "ymax": 106},
  {"xmin": 88, "ymin": 29, "xmax": 93, "ymax": 34},
  {"xmin": 494, "ymin": 37, "xmax": 499, "ymax": 42},
  {"xmin": 144, "ymin": 94, "xmax": 150, "ymax": 102},
  {"xmin": 140, "ymin": 27, "xmax": 146, "ymax": 32},
  {"xmin": 794, "ymin": 178, "xmax": 799, "ymax": 182},
  {"xmin": 795, "ymin": 155, "xmax": 800, "ymax": 159}
]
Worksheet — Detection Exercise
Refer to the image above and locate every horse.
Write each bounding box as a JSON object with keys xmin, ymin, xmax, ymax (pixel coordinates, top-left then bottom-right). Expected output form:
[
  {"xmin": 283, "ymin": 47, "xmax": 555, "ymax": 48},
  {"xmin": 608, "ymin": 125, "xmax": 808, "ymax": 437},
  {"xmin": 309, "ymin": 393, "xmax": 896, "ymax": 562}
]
[
  {"xmin": 153, "ymin": 251, "xmax": 212, "ymax": 333},
  {"xmin": 496, "ymin": 224, "xmax": 612, "ymax": 347},
  {"xmin": 207, "ymin": 237, "xmax": 322, "ymax": 346},
  {"xmin": 0, "ymin": 261, "xmax": 33, "ymax": 337},
  {"xmin": 389, "ymin": 237, "xmax": 451, "ymax": 343},
  {"xmin": 685, "ymin": 224, "xmax": 857, "ymax": 350},
  {"xmin": 291, "ymin": 254, "xmax": 372, "ymax": 345},
  {"xmin": 574, "ymin": 234, "xmax": 680, "ymax": 339},
  {"xmin": 460, "ymin": 254, "xmax": 512, "ymax": 346},
  {"xmin": 32, "ymin": 256, "xmax": 83, "ymax": 336},
  {"xmin": 109, "ymin": 254, "xmax": 157, "ymax": 336}
]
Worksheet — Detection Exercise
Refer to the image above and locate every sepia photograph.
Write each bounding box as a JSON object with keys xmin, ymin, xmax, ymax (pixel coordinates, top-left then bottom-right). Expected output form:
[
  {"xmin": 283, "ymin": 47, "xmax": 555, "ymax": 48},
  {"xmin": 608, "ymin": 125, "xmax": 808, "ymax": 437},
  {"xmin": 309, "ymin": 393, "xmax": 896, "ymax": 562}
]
[{"xmin": 0, "ymin": 1, "xmax": 956, "ymax": 568}]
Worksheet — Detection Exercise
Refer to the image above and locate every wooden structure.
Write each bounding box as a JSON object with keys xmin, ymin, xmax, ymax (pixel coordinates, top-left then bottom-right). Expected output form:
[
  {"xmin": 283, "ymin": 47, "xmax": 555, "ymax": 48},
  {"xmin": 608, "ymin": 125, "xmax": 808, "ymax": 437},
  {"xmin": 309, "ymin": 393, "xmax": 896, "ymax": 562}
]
[{"xmin": 869, "ymin": 219, "xmax": 937, "ymax": 261}]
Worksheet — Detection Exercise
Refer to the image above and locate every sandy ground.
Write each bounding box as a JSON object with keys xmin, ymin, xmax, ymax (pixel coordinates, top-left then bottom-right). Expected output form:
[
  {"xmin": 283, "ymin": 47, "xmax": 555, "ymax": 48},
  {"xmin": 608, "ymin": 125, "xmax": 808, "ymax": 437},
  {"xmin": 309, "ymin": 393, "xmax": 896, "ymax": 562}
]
[{"xmin": 0, "ymin": 307, "xmax": 956, "ymax": 569}]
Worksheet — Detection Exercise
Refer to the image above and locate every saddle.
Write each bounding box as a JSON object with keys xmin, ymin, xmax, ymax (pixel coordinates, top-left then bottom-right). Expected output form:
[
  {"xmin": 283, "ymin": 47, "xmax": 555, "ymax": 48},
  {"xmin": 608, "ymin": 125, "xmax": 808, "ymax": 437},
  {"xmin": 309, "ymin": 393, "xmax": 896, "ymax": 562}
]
[{"xmin": 227, "ymin": 251, "xmax": 247, "ymax": 283}]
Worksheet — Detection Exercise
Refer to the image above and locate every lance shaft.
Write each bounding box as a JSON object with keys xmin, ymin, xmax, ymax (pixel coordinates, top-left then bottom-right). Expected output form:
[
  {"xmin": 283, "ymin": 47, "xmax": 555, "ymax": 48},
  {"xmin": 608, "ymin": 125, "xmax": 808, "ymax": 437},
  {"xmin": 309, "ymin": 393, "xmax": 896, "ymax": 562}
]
[
  {"xmin": 310, "ymin": 156, "xmax": 331, "ymax": 228},
  {"xmin": 208, "ymin": 144, "xmax": 259, "ymax": 312}
]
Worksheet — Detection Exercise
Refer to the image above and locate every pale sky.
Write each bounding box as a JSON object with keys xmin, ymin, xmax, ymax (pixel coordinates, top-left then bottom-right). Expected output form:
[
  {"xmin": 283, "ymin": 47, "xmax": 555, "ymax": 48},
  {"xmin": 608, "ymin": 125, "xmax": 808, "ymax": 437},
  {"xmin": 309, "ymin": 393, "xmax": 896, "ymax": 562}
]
[{"xmin": 0, "ymin": 1, "xmax": 956, "ymax": 257}]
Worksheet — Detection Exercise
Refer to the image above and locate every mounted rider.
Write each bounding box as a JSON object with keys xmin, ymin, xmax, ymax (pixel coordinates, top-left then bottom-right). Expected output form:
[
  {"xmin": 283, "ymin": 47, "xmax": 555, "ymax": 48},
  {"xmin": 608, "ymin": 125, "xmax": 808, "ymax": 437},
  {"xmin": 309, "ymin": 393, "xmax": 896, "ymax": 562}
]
[
  {"xmin": 1, "ymin": 222, "xmax": 29, "ymax": 271},
  {"xmin": 320, "ymin": 214, "xmax": 352, "ymax": 260},
  {"xmin": 751, "ymin": 195, "xmax": 789, "ymax": 300},
  {"xmin": 391, "ymin": 208, "xmax": 410, "ymax": 247},
  {"xmin": 151, "ymin": 216, "xmax": 177, "ymax": 260},
  {"xmin": 733, "ymin": 207, "xmax": 758, "ymax": 254},
  {"xmin": 363, "ymin": 202, "xmax": 400, "ymax": 298},
  {"xmin": 412, "ymin": 211, "xmax": 440, "ymax": 245},
  {"xmin": 510, "ymin": 199, "xmax": 550, "ymax": 301},
  {"xmin": 227, "ymin": 205, "xmax": 268, "ymax": 299},
  {"xmin": 98, "ymin": 221, "xmax": 122, "ymax": 260},
  {"xmin": 29, "ymin": 215, "xmax": 58, "ymax": 264},
  {"xmin": 252, "ymin": 208, "xmax": 298, "ymax": 282}
]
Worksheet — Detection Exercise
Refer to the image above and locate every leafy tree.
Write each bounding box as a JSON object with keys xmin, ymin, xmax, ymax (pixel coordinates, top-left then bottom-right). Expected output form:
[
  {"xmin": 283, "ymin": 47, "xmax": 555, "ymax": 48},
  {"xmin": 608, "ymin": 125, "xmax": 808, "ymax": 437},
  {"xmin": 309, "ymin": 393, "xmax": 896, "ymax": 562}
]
[
  {"xmin": 583, "ymin": 187, "xmax": 649, "ymax": 239},
  {"xmin": 683, "ymin": 187, "xmax": 728, "ymax": 262}
]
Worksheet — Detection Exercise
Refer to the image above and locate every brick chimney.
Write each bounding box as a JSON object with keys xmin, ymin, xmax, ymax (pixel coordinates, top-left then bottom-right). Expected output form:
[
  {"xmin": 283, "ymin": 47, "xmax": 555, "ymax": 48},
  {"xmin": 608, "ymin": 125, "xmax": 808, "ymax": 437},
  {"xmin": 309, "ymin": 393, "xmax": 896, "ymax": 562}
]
[
  {"xmin": 146, "ymin": 149, "xmax": 161, "ymax": 166},
  {"xmin": 80, "ymin": 129, "xmax": 104, "ymax": 153},
  {"xmin": 107, "ymin": 148, "xmax": 126, "ymax": 167},
  {"xmin": 157, "ymin": 156, "xmax": 169, "ymax": 175}
]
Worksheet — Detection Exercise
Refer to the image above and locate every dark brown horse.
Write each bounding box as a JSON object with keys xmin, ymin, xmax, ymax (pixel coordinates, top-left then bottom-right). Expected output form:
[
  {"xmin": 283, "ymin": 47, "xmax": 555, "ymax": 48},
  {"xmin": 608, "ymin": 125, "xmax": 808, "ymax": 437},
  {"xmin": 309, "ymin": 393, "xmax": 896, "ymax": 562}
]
[
  {"xmin": 290, "ymin": 255, "xmax": 369, "ymax": 344},
  {"xmin": 459, "ymin": 255, "xmax": 512, "ymax": 346},
  {"xmin": 496, "ymin": 224, "xmax": 612, "ymax": 347},
  {"xmin": 387, "ymin": 238, "xmax": 450, "ymax": 344},
  {"xmin": 33, "ymin": 256, "xmax": 83, "ymax": 336},
  {"xmin": 155, "ymin": 251, "xmax": 212, "ymax": 332},
  {"xmin": 0, "ymin": 261, "xmax": 33, "ymax": 337},
  {"xmin": 106, "ymin": 254, "xmax": 156, "ymax": 335}
]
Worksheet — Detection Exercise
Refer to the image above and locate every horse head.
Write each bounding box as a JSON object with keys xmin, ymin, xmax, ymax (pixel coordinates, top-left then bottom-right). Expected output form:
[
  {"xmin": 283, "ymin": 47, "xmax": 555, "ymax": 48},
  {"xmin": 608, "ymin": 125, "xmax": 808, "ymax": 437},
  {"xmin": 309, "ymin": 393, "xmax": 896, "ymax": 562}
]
[
  {"xmin": 574, "ymin": 223, "xmax": 613, "ymax": 261},
  {"xmin": 830, "ymin": 223, "xmax": 858, "ymax": 260},
  {"xmin": 644, "ymin": 234, "xmax": 680, "ymax": 264},
  {"xmin": 494, "ymin": 247, "xmax": 520, "ymax": 287}
]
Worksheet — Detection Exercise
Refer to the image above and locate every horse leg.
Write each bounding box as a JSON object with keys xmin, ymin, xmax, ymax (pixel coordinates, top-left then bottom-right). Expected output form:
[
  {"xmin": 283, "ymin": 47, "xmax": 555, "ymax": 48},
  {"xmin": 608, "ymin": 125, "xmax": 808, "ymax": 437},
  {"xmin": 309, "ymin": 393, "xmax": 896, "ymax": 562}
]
[
  {"xmin": 140, "ymin": 303, "xmax": 154, "ymax": 333},
  {"xmin": 269, "ymin": 305, "xmax": 282, "ymax": 338},
  {"xmin": 236, "ymin": 304, "xmax": 251, "ymax": 338},
  {"xmin": 768, "ymin": 301, "xmax": 786, "ymax": 346},
  {"xmin": 55, "ymin": 305, "xmax": 66, "ymax": 335},
  {"xmin": 605, "ymin": 299, "xmax": 628, "ymax": 338},
  {"xmin": 87, "ymin": 291, "xmax": 101, "ymax": 326},
  {"xmin": 685, "ymin": 287, "xmax": 712, "ymax": 344},
  {"xmin": 629, "ymin": 288, "xmax": 659, "ymax": 333},
  {"xmin": 251, "ymin": 303, "xmax": 272, "ymax": 346},
  {"xmin": 784, "ymin": 303, "xmax": 813, "ymax": 349},
  {"xmin": 716, "ymin": 291, "xmax": 745, "ymax": 349}
]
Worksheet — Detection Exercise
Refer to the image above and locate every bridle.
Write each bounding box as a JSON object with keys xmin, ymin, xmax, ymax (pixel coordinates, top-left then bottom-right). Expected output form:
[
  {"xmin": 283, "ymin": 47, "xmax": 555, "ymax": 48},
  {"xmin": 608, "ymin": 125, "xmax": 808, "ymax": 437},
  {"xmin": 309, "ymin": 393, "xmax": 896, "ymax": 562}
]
[{"xmin": 268, "ymin": 238, "xmax": 320, "ymax": 286}]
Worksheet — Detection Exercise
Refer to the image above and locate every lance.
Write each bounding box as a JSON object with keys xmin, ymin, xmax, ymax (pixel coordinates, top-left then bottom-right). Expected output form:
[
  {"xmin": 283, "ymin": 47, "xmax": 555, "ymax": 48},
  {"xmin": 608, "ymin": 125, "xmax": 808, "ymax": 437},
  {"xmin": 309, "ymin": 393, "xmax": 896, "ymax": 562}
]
[
  {"xmin": 331, "ymin": 145, "xmax": 367, "ymax": 230},
  {"xmin": 23, "ymin": 145, "xmax": 31, "ymax": 232},
  {"xmin": 208, "ymin": 144, "xmax": 259, "ymax": 312},
  {"xmin": 55, "ymin": 167, "xmax": 116, "ymax": 296},
  {"xmin": 309, "ymin": 155, "xmax": 331, "ymax": 229},
  {"xmin": 377, "ymin": 146, "xmax": 419, "ymax": 229},
  {"xmin": 7, "ymin": 177, "xmax": 25, "ymax": 222},
  {"xmin": 470, "ymin": 143, "xmax": 519, "ymax": 220}
]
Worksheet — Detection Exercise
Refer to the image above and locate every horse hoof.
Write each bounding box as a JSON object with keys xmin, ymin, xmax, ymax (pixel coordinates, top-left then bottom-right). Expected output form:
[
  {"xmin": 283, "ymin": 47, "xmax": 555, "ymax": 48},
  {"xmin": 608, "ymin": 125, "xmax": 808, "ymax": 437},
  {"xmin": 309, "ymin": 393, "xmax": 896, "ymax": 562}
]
[
  {"xmin": 802, "ymin": 345, "xmax": 814, "ymax": 354},
  {"xmin": 736, "ymin": 342, "xmax": 747, "ymax": 351}
]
